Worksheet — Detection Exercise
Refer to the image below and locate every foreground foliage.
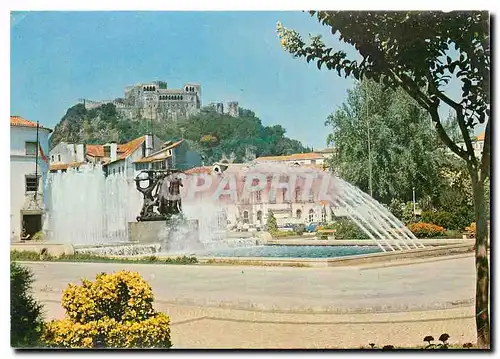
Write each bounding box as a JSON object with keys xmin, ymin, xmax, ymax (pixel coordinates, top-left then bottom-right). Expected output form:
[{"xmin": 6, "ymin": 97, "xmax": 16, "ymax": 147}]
[
  {"xmin": 41, "ymin": 271, "xmax": 171, "ymax": 348},
  {"xmin": 10, "ymin": 262, "xmax": 45, "ymax": 347},
  {"xmin": 367, "ymin": 333, "xmax": 477, "ymax": 350}
]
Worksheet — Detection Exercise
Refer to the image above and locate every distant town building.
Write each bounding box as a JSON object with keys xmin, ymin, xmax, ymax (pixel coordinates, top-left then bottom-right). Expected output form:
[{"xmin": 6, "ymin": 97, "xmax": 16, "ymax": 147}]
[
  {"xmin": 455, "ymin": 131, "xmax": 485, "ymax": 160},
  {"xmin": 10, "ymin": 115, "xmax": 52, "ymax": 242},
  {"xmin": 184, "ymin": 153, "xmax": 347, "ymax": 230},
  {"xmin": 255, "ymin": 152, "xmax": 329, "ymax": 167},
  {"xmin": 79, "ymin": 80, "xmax": 239, "ymax": 122}
]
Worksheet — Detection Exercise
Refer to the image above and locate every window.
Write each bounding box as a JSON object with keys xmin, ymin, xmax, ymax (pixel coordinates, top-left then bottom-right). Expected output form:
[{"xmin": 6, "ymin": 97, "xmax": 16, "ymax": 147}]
[
  {"xmin": 104, "ymin": 146, "xmax": 111, "ymax": 158},
  {"xmin": 295, "ymin": 187, "xmax": 302, "ymax": 202},
  {"xmin": 152, "ymin": 161, "xmax": 166, "ymax": 170},
  {"xmin": 296, "ymin": 209, "xmax": 302, "ymax": 219},
  {"xmin": 113, "ymin": 169, "xmax": 116, "ymax": 175},
  {"xmin": 255, "ymin": 191, "xmax": 262, "ymax": 202},
  {"xmin": 51, "ymin": 155, "xmax": 55, "ymax": 163},
  {"xmin": 118, "ymin": 167, "xmax": 121, "ymax": 174},
  {"xmin": 243, "ymin": 211, "xmax": 249, "ymax": 224},
  {"xmin": 135, "ymin": 163, "xmax": 149, "ymax": 171},
  {"xmin": 257, "ymin": 210, "xmax": 263, "ymax": 223},
  {"xmin": 25, "ymin": 142, "xmax": 37, "ymax": 156},
  {"xmin": 308, "ymin": 209, "xmax": 314, "ymax": 222},
  {"xmin": 25, "ymin": 175, "xmax": 39, "ymax": 192},
  {"xmin": 58, "ymin": 154, "xmax": 61, "ymax": 162},
  {"xmin": 308, "ymin": 190, "xmax": 314, "ymax": 203}
]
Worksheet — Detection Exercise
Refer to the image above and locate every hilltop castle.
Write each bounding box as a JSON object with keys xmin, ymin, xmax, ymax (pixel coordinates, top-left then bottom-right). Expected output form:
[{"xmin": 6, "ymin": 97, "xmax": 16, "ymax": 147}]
[{"xmin": 79, "ymin": 80, "xmax": 239, "ymax": 121}]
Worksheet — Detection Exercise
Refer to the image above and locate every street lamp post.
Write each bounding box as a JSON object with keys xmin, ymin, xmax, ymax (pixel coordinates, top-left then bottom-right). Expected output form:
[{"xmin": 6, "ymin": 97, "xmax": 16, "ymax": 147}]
[{"xmin": 412, "ymin": 186, "xmax": 416, "ymax": 216}]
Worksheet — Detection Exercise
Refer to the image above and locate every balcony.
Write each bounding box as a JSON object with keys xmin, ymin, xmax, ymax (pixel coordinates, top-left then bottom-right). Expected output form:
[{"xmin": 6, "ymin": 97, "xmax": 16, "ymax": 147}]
[{"xmin": 266, "ymin": 202, "xmax": 293, "ymax": 212}]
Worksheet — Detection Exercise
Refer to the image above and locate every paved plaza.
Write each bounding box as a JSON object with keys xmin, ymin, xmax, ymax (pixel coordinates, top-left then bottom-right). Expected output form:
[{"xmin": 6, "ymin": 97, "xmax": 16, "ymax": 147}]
[{"xmin": 25, "ymin": 254, "xmax": 477, "ymax": 348}]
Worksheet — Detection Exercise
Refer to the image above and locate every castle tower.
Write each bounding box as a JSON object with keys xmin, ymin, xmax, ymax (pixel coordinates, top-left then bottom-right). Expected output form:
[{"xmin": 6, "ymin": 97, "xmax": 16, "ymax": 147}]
[
  {"xmin": 183, "ymin": 83, "xmax": 202, "ymax": 108},
  {"xmin": 225, "ymin": 101, "xmax": 239, "ymax": 117}
]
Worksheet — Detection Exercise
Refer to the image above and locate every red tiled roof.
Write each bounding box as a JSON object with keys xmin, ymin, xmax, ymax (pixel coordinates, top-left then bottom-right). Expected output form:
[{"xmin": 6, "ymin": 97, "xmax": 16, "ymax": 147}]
[
  {"xmin": 184, "ymin": 166, "xmax": 212, "ymax": 175},
  {"xmin": 86, "ymin": 144, "xmax": 105, "ymax": 157},
  {"xmin": 49, "ymin": 162, "xmax": 84, "ymax": 171},
  {"xmin": 86, "ymin": 136, "xmax": 146, "ymax": 161},
  {"xmin": 10, "ymin": 115, "xmax": 52, "ymax": 132},
  {"xmin": 116, "ymin": 136, "xmax": 145, "ymax": 161}
]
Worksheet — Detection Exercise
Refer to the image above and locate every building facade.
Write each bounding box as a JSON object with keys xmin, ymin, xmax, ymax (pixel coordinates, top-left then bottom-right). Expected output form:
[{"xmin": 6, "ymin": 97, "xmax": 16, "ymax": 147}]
[
  {"xmin": 184, "ymin": 161, "xmax": 344, "ymax": 231},
  {"xmin": 49, "ymin": 135, "xmax": 164, "ymax": 179},
  {"xmin": 133, "ymin": 139, "xmax": 202, "ymax": 175},
  {"xmin": 255, "ymin": 152, "xmax": 330, "ymax": 167},
  {"xmin": 10, "ymin": 116, "xmax": 52, "ymax": 241}
]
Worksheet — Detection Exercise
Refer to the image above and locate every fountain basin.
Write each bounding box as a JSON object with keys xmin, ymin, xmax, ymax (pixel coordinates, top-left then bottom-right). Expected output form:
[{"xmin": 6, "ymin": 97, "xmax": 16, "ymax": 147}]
[{"xmin": 188, "ymin": 245, "xmax": 381, "ymax": 258}]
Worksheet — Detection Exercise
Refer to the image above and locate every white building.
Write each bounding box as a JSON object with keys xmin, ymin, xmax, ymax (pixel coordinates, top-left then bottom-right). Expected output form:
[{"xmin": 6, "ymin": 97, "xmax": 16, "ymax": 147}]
[
  {"xmin": 49, "ymin": 135, "xmax": 163, "ymax": 179},
  {"xmin": 456, "ymin": 131, "xmax": 485, "ymax": 160},
  {"xmin": 133, "ymin": 139, "xmax": 202, "ymax": 175},
  {"xmin": 10, "ymin": 116, "xmax": 52, "ymax": 241},
  {"xmin": 255, "ymin": 152, "xmax": 329, "ymax": 166}
]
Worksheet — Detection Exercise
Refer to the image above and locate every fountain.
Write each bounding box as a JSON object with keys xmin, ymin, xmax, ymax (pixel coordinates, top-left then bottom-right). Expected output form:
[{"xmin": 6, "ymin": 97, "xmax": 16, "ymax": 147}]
[{"xmin": 42, "ymin": 160, "xmax": 423, "ymax": 258}]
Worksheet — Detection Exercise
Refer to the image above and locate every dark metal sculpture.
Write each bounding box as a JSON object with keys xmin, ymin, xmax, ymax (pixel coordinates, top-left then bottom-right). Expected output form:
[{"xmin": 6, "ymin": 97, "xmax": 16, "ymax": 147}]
[{"xmin": 134, "ymin": 169, "xmax": 184, "ymax": 222}]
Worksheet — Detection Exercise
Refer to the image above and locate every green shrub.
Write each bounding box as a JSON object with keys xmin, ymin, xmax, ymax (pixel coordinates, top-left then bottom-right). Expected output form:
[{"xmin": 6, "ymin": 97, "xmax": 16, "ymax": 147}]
[
  {"xmin": 32, "ymin": 231, "xmax": 46, "ymax": 241},
  {"xmin": 408, "ymin": 222, "xmax": 446, "ymax": 238},
  {"xmin": 271, "ymin": 230, "xmax": 297, "ymax": 238},
  {"xmin": 420, "ymin": 211, "xmax": 464, "ymax": 230},
  {"xmin": 10, "ymin": 251, "xmax": 198, "ymax": 265},
  {"xmin": 388, "ymin": 198, "xmax": 404, "ymax": 220},
  {"xmin": 266, "ymin": 210, "xmax": 278, "ymax": 234},
  {"xmin": 11, "ymin": 262, "xmax": 45, "ymax": 347},
  {"xmin": 41, "ymin": 271, "xmax": 171, "ymax": 348},
  {"xmin": 11, "ymin": 250, "xmax": 46, "ymax": 261},
  {"xmin": 331, "ymin": 219, "xmax": 369, "ymax": 240},
  {"xmin": 402, "ymin": 202, "xmax": 416, "ymax": 225}
]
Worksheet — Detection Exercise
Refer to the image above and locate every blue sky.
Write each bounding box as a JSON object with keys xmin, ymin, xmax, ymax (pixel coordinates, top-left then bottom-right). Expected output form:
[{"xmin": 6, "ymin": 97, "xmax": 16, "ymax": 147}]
[{"xmin": 10, "ymin": 11, "xmax": 476, "ymax": 149}]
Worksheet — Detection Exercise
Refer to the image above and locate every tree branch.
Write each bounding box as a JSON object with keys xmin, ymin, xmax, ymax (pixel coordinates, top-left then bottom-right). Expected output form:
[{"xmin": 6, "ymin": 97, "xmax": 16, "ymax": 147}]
[
  {"xmin": 425, "ymin": 70, "xmax": 478, "ymax": 166},
  {"xmin": 429, "ymin": 108, "xmax": 470, "ymax": 162}
]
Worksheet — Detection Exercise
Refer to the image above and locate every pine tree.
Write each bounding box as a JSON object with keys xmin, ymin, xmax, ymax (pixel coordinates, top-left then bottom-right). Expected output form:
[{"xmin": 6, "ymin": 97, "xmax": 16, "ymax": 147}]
[{"xmin": 266, "ymin": 210, "xmax": 278, "ymax": 233}]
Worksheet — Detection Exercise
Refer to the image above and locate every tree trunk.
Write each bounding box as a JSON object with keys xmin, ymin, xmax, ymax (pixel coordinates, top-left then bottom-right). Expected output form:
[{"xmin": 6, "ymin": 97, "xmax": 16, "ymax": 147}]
[{"xmin": 471, "ymin": 176, "xmax": 490, "ymax": 349}]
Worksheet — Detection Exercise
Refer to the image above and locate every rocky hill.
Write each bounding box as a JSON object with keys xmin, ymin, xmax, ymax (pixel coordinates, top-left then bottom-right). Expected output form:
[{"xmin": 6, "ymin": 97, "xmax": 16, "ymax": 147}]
[{"xmin": 49, "ymin": 103, "xmax": 311, "ymax": 163}]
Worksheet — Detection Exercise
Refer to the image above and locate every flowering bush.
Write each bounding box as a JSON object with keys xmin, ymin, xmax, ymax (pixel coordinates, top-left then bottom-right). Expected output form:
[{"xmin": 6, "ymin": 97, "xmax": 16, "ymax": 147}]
[
  {"xmin": 41, "ymin": 271, "xmax": 171, "ymax": 349},
  {"xmin": 408, "ymin": 222, "xmax": 446, "ymax": 238}
]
